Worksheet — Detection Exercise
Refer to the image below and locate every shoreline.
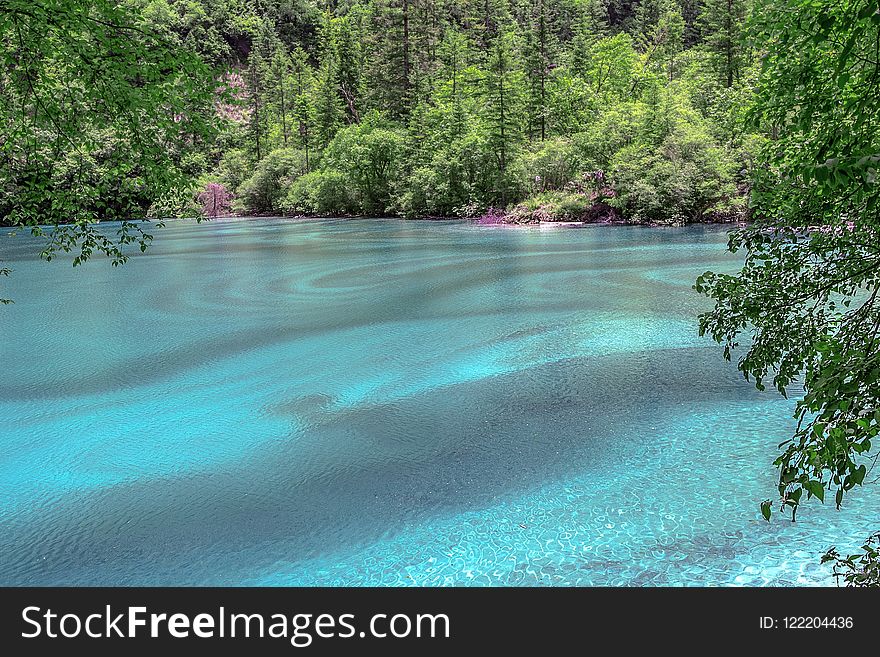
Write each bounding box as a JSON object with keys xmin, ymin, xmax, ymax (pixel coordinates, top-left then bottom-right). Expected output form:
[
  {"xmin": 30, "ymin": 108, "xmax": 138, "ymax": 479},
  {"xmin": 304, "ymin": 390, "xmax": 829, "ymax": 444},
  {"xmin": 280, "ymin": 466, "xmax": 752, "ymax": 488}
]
[
  {"xmin": 192, "ymin": 213, "xmax": 747, "ymax": 229},
  {"xmin": 1, "ymin": 215, "xmax": 747, "ymax": 233}
]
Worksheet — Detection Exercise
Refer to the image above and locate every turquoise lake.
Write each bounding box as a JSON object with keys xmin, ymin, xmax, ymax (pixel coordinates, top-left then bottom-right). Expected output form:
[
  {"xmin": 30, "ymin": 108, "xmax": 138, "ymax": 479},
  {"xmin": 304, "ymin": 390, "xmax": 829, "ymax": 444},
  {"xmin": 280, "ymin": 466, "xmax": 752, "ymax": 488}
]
[{"xmin": 1, "ymin": 217, "xmax": 877, "ymax": 585}]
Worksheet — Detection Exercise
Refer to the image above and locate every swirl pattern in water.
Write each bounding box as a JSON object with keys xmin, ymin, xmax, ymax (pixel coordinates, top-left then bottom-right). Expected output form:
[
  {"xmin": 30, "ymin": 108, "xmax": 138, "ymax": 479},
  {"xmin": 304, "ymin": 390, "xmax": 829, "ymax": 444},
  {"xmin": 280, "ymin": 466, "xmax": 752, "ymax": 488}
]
[{"xmin": 0, "ymin": 218, "xmax": 876, "ymax": 585}]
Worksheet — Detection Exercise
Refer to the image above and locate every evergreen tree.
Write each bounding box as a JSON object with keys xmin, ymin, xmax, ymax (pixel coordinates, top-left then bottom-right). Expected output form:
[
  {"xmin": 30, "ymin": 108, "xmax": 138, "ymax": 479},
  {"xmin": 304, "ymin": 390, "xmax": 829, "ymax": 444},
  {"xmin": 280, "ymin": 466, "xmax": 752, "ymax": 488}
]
[
  {"xmin": 270, "ymin": 49, "xmax": 292, "ymax": 147},
  {"xmin": 699, "ymin": 0, "xmax": 750, "ymax": 87},
  {"xmin": 635, "ymin": 0, "xmax": 685, "ymax": 80},
  {"xmin": 314, "ymin": 57, "xmax": 344, "ymax": 147},
  {"xmin": 570, "ymin": 0, "xmax": 609, "ymax": 79},
  {"xmin": 247, "ymin": 44, "xmax": 269, "ymax": 161},
  {"xmin": 365, "ymin": 0, "xmax": 414, "ymax": 116},
  {"xmin": 522, "ymin": 0, "xmax": 554, "ymax": 142},
  {"xmin": 484, "ymin": 29, "xmax": 524, "ymax": 202},
  {"xmin": 291, "ymin": 47, "xmax": 317, "ymax": 170},
  {"xmin": 333, "ymin": 13, "xmax": 364, "ymax": 123},
  {"xmin": 437, "ymin": 28, "xmax": 472, "ymax": 139}
]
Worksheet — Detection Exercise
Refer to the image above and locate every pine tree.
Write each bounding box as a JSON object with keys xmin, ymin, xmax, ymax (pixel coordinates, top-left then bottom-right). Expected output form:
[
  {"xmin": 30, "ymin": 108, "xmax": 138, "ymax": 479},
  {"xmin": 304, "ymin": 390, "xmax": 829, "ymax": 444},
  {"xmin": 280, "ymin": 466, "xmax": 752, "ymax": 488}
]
[
  {"xmin": 291, "ymin": 47, "xmax": 316, "ymax": 170},
  {"xmin": 522, "ymin": 0, "xmax": 555, "ymax": 142},
  {"xmin": 583, "ymin": 0, "xmax": 610, "ymax": 36},
  {"xmin": 634, "ymin": 0, "xmax": 684, "ymax": 80},
  {"xmin": 333, "ymin": 15, "xmax": 364, "ymax": 123},
  {"xmin": 570, "ymin": 0, "xmax": 609, "ymax": 79},
  {"xmin": 484, "ymin": 29, "xmax": 524, "ymax": 202},
  {"xmin": 438, "ymin": 28, "xmax": 471, "ymax": 139},
  {"xmin": 270, "ymin": 49, "xmax": 292, "ymax": 147},
  {"xmin": 248, "ymin": 47, "xmax": 269, "ymax": 161},
  {"xmin": 699, "ymin": 0, "xmax": 750, "ymax": 87},
  {"xmin": 365, "ymin": 0, "xmax": 448, "ymax": 114},
  {"xmin": 314, "ymin": 58, "xmax": 343, "ymax": 148}
]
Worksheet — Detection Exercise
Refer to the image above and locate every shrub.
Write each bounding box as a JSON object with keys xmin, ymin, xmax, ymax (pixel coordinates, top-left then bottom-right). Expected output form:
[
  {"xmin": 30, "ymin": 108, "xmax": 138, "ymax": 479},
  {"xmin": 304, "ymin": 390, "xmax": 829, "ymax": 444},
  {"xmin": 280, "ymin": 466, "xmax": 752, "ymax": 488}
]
[
  {"xmin": 397, "ymin": 163, "xmax": 459, "ymax": 217},
  {"xmin": 609, "ymin": 125, "xmax": 739, "ymax": 224},
  {"xmin": 148, "ymin": 185, "xmax": 201, "ymax": 219},
  {"xmin": 569, "ymin": 103, "xmax": 641, "ymax": 171},
  {"xmin": 396, "ymin": 132, "xmax": 496, "ymax": 217},
  {"xmin": 506, "ymin": 191, "xmax": 594, "ymax": 223},
  {"xmin": 236, "ymin": 148, "xmax": 308, "ymax": 214},
  {"xmin": 282, "ymin": 169, "xmax": 359, "ymax": 215},
  {"xmin": 215, "ymin": 148, "xmax": 252, "ymax": 194},
  {"xmin": 321, "ymin": 113, "xmax": 405, "ymax": 214},
  {"xmin": 197, "ymin": 182, "xmax": 233, "ymax": 217},
  {"xmin": 513, "ymin": 138, "xmax": 580, "ymax": 196}
]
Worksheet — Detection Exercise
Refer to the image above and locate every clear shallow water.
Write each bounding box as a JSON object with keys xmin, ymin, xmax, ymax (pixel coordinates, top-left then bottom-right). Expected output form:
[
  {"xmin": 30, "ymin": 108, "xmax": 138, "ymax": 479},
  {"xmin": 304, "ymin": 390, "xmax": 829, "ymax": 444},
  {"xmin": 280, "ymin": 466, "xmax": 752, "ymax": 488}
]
[{"xmin": 1, "ymin": 218, "xmax": 877, "ymax": 586}]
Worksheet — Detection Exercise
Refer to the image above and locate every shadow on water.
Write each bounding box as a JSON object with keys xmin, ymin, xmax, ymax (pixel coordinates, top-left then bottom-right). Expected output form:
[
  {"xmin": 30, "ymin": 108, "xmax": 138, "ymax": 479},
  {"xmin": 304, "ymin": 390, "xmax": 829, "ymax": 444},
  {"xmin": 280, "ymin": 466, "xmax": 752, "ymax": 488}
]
[{"xmin": 0, "ymin": 346, "xmax": 766, "ymax": 585}]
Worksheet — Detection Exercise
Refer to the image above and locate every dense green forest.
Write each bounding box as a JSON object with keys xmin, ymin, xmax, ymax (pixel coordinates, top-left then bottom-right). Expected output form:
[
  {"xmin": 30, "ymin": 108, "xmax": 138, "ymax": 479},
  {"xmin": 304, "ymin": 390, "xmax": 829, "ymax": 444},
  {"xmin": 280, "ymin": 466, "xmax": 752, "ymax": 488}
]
[{"xmin": 2, "ymin": 0, "xmax": 756, "ymax": 225}]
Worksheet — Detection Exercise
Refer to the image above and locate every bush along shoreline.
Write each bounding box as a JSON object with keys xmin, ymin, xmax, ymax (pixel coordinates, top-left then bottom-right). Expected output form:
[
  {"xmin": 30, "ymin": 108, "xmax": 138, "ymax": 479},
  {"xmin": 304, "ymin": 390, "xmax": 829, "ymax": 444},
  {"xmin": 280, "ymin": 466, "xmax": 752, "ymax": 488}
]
[
  {"xmin": 196, "ymin": 156, "xmax": 750, "ymax": 227},
  {"xmin": 195, "ymin": 107, "xmax": 753, "ymax": 227}
]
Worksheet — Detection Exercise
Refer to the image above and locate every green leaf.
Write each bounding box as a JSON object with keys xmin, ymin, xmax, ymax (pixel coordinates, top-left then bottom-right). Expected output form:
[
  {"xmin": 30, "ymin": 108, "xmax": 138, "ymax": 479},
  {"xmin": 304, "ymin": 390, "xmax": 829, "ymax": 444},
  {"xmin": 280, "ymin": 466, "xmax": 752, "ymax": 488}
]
[
  {"xmin": 805, "ymin": 480, "xmax": 825, "ymax": 502},
  {"xmin": 851, "ymin": 464, "xmax": 867, "ymax": 486}
]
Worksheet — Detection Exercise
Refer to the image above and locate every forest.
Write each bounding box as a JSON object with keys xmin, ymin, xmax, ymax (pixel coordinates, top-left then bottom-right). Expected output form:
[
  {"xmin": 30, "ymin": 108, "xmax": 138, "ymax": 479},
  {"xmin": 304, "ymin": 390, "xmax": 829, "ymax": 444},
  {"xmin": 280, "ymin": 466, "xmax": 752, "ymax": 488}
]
[{"xmin": 1, "ymin": 0, "xmax": 756, "ymax": 225}]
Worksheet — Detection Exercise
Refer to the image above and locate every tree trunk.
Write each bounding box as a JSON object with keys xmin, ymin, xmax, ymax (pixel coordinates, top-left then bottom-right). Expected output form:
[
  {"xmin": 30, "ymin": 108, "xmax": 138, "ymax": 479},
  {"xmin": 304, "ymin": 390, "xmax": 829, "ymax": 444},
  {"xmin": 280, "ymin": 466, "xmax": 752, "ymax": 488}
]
[
  {"xmin": 402, "ymin": 0, "xmax": 411, "ymax": 95},
  {"xmin": 726, "ymin": 0, "xmax": 734, "ymax": 88},
  {"xmin": 279, "ymin": 66, "xmax": 288, "ymax": 147},
  {"xmin": 539, "ymin": 0, "xmax": 546, "ymax": 141}
]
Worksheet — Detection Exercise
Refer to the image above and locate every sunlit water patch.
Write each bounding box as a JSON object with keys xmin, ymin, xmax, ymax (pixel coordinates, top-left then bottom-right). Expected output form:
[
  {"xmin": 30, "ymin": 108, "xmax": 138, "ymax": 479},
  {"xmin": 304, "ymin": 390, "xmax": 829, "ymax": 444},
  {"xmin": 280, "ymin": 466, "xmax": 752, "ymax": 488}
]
[{"xmin": 1, "ymin": 218, "xmax": 876, "ymax": 585}]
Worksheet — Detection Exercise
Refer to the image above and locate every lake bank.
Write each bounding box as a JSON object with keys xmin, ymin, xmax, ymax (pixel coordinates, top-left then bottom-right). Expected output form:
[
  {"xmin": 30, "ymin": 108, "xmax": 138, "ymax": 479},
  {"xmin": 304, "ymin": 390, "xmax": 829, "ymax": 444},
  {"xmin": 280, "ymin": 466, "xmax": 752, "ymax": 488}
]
[{"xmin": 190, "ymin": 212, "xmax": 747, "ymax": 230}]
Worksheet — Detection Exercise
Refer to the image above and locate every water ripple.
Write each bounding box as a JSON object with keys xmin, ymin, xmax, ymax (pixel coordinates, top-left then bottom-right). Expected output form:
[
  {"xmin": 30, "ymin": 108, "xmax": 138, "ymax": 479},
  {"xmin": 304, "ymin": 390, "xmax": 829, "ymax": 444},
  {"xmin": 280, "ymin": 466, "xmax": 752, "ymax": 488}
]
[{"xmin": 1, "ymin": 219, "xmax": 874, "ymax": 586}]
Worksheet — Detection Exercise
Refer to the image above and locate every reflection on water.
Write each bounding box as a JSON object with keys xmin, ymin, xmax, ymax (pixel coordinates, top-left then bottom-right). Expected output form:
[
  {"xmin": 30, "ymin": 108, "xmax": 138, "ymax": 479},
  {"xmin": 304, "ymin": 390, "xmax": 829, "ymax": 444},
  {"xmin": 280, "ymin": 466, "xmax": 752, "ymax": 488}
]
[{"xmin": 0, "ymin": 218, "xmax": 876, "ymax": 585}]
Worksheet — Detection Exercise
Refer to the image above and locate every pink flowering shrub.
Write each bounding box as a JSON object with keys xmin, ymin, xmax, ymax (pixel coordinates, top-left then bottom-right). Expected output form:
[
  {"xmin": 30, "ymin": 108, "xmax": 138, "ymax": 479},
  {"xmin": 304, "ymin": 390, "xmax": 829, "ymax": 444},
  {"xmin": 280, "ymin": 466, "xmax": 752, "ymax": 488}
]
[
  {"xmin": 197, "ymin": 182, "xmax": 233, "ymax": 217},
  {"xmin": 475, "ymin": 208, "xmax": 508, "ymax": 225}
]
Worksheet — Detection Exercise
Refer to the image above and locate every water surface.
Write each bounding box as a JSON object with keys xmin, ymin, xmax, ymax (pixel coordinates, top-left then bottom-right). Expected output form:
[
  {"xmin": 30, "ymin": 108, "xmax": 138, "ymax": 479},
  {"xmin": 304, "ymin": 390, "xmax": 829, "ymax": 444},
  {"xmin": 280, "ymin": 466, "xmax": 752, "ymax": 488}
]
[{"xmin": 1, "ymin": 218, "xmax": 876, "ymax": 585}]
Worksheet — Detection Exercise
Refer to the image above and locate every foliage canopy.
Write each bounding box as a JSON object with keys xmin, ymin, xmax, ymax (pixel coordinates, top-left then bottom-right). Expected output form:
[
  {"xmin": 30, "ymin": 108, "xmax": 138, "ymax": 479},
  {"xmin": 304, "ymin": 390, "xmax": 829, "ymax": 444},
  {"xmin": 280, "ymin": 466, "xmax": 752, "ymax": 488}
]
[{"xmin": 696, "ymin": 0, "xmax": 880, "ymax": 528}]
